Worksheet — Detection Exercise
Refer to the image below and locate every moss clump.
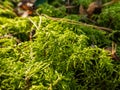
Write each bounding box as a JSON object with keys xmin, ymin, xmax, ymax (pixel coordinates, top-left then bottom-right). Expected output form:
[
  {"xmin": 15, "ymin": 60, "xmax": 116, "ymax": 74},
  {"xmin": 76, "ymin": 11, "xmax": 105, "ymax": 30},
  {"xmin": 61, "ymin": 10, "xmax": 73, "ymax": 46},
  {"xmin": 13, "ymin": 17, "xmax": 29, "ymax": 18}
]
[{"xmin": 97, "ymin": 2, "xmax": 120, "ymax": 30}]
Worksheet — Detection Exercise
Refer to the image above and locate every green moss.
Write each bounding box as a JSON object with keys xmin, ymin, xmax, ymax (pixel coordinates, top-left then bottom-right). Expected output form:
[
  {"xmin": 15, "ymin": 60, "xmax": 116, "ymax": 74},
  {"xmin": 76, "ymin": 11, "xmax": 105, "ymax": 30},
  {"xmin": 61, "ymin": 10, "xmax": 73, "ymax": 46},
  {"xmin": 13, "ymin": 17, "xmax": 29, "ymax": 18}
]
[
  {"xmin": 98, "ymin": 2, "xmax": 120, "ymax": 30},
  {"xmin": 0, "ymin": 1, "xmax": 120, "ymax": 90},
  {"xmin": 0, "ymin": 8, "xmax": 16, "ymax": 18},
  {"xmin": 36, "ymin": 3, "xmax": 66, "ymax": 18}
]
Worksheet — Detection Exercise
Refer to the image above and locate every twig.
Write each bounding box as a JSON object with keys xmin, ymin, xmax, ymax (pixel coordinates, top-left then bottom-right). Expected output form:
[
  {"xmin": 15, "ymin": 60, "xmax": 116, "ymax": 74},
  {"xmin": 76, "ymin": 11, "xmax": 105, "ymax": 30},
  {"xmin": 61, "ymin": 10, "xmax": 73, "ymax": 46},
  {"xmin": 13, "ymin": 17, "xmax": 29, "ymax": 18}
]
[
  {"xmin": 41, "ymin": 14, "xmax": 112, "ymax": 33},
  {"xmin": 28, "ymin": 17, "xmax": 39, "ymax": 30},
  {"xmin": 65, "ymin": 5, "xmax": 76, "ymax": 9},
  {"xmin": 36, "ymin": 12, "xmax": 42, "ymax": 29},
  {"xmin": 103, "ymin": 0, "xmax": 120, "ymax": 7}
]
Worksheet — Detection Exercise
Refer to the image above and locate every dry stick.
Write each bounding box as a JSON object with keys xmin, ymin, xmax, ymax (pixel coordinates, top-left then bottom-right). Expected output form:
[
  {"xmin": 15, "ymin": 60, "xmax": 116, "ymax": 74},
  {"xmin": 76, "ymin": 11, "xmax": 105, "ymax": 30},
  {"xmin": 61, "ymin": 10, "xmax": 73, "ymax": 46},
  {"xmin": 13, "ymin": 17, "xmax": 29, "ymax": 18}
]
[
  {"xmin": 65, "ymin": 5, "xmax": 76, "ymax": 9},
  {"xmin": 36, "ymin": 11, "xmax": 42, "ymax": 29},
  {"xmin": 103, "ymin": 0, "xmax": 120, "ymax": 7},
  {"xmin": 28, "ymin": 13, "xmax": 42, "ymax": 41},
  {"xmin": 41, "ymin": 14, "xmax": 112, "ymax": 33},
  {"xmin": 28, "ymin": 17, "xmax": 39, "ymax": 30}
]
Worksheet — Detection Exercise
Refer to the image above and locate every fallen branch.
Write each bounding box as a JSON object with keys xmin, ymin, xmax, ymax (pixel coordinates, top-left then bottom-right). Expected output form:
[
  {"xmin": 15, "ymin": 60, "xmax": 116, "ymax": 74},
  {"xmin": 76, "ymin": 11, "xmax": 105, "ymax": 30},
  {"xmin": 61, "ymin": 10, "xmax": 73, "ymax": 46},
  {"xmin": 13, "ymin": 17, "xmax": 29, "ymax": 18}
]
[
  {"xmin": 41, "ymin": 14, "xmax": 112, "ymax": 33},
  {"xmin": 103, "ymin": 0, "xmax": 120, "ymax": 7},
  {"xmin": 65, "ymin": 5, "xmax": 76, "ymax": 9}
]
